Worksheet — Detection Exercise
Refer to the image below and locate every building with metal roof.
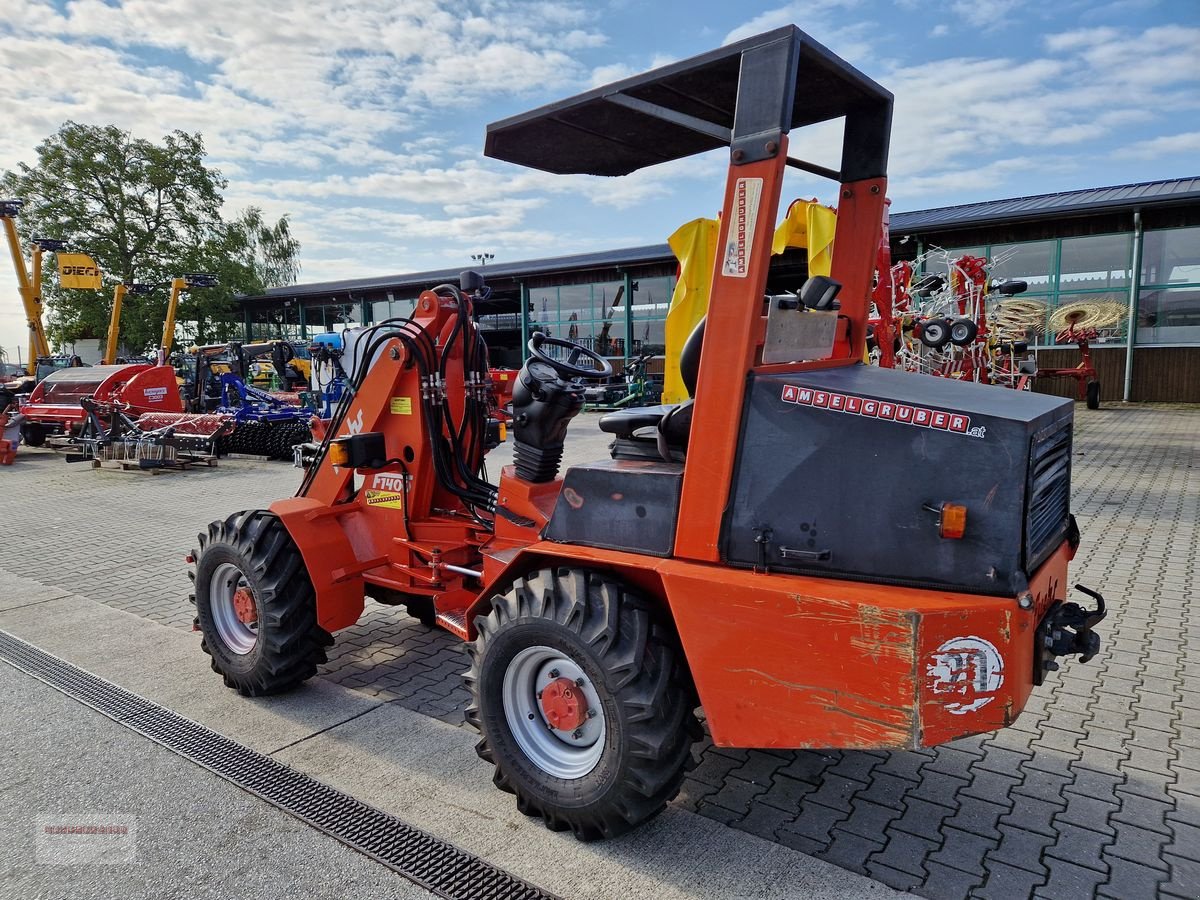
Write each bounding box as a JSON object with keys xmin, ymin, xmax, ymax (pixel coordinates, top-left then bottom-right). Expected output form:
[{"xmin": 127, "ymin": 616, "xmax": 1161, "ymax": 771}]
[
  {"xmin": 240, "ymin": 176, "xmax": 1200, "ymax": 401},
  {"xmin": 890, "ymin": 176, "xmax": 1200, "ymax": 234}
]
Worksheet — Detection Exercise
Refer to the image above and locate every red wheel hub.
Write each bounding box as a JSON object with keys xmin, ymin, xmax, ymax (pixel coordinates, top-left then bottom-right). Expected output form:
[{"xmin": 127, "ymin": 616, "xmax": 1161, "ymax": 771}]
[
  {"xmin": 233, "ymin": 588, "xmax": 258, "ymax": 625},
  {"xmin": 540, "ymin": 676, "xmax": 589, "ymax": 731}
]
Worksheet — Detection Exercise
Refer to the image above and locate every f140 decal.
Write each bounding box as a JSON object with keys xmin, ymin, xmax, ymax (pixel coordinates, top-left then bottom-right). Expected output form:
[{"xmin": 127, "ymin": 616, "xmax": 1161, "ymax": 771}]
[{"xmin": 780, "ymin": 384, "xmax": 985, "ymax": 438}]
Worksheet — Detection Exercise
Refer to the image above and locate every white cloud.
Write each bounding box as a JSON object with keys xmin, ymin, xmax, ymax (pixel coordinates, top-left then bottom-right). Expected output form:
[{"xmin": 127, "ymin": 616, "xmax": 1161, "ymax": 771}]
[
  {"xmin": 4, "ymin": 2, "xmax": 1200, "ymax": 354},
  {"xmin": 723, "ymin": 1, "xmax": 859, "ymax": 44},
  {"xmin": 1042, "ymin": 26, "xmax": 1121, "ymax": 51},
  {"xmin": 721, "ymin": 5, "xmax": 1199, "ymax": 207},
  {"xmin": 949, "ymin": 0, "xmax": 1027, "ymax": 29},
  {"xmin": 722, "ymin": 2, "xmax": 874, "ymax": 64},
  {"xmin": 590, "ymin": 62, "xmax": 638, "ymax": 87},
  {"xmin": 881, "ymin": 24, "xmax": 1200, "ymax": 198},
  {"xmin": 1114, "ymin": 132, "xmax": 1200, "ymax": 160},
  {"xmin": 895, "ymin": 155, "xmax": 1071, "ymax": 200},
  {"xmin": 0, "ymin": 0, "xmax": 606, "ymax": 175}
]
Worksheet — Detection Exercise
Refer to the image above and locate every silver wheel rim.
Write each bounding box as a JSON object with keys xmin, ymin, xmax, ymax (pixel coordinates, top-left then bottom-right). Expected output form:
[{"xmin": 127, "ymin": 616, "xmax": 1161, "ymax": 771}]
[
  {"xmin": 210, "ymin": 562, "xmax": 259, "ymax": 655},
  {"xmin": 501, "ymin": 646, "xmax": 606, "ymax": 779}
]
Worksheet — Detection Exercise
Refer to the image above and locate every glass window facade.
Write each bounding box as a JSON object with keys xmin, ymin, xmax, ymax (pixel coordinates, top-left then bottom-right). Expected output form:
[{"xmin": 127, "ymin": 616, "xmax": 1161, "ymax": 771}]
[
  {"xmin": 989, "ymin": 240, "xmax": 1057, "ymax": 294},
  {"xmin": 1060, "ymin": 233, "xmax": 1132, "ymax": 292},
  {"xmin": 308, "ymin": 301, "xmax": 361, "ymax": 334},
  {"xmin": 371, "ymin": 296, "xmax": 417, "ymax": 324},
  {"xmin": 247, "ymin": 301, "xmax": 305, "ymax": 341},
  {"xmin": 528, "ymin": 280, "xmax": 629, "ymax": 361},
  {"xmin": 631, "ymin": 275, "xmax": 674, "ymax": 356},
  {"xmin": 922, "ymin": 227, "xmax": 1200, "ymax": 347},
  {"xmin": 1138, "ymin": 227, "xmax": 1200, "ymax": 345},
  {"xmin": 243, "ymin": 225, "xmax": 1200, "ymax": 358},
  {"xmin": 1142, "ymin": 226, "xmax": 1200, "ymax": 285},
  {"xmin": 517, "ymin": 274, "xmax": 677, "ymax": 369}
]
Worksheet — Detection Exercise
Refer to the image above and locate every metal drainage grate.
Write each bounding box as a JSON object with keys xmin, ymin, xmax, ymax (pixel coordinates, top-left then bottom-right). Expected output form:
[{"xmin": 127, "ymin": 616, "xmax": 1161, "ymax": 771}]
[{"xmin": 0, "ymin": 630, "xmax": 557, "ymax": 900}]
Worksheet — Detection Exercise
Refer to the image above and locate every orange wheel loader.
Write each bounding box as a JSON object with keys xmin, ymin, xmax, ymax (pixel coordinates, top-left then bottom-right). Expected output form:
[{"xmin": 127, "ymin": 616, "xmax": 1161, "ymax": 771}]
[{"xmin": 189, "ymin": 27, "xmax": 1107, "ymax": 841}]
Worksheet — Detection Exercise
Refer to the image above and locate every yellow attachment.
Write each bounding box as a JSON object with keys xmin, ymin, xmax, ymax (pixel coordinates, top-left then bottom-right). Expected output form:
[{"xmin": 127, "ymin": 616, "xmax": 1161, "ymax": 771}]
[
  {"xmin": 2, "ymin": 215, "xmax": 52, "ymax": 374},
  {"xmin": 160, "ymin": 278, "xmax": 187, "ymax": 357},
  {"xmin": 661, "ymin": 200, "xmax": 839, "ymax": 404},
  {"xmin": 105, "ymin": 283, "xmax": 128, "ymax": 364},
  {"xmin": 661, "ymin": 218, "xmax": 720, "ymax": 404},
  {"xmin": 772, "ymin": 199, "xmax": 837, "ymax": 276}
]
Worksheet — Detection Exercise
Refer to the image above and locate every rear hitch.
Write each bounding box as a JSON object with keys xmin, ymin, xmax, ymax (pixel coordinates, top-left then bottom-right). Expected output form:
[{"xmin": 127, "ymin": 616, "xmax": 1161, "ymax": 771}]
[{"xmin": 1034, "ymin": 584, "xmax": 1107, "ymax": 684}]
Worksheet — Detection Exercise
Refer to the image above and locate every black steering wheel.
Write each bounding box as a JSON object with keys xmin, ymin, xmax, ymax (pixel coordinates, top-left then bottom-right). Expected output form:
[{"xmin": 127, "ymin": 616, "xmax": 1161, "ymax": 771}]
[{"xmin": 527, "ymin": 332, "xmax": 613, "ymax": 380}]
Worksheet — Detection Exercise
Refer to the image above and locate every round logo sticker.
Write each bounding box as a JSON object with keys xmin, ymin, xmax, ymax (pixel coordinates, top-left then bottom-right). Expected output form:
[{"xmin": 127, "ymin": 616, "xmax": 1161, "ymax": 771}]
[{"xmin": 926, "ymin": 636, "xmax": 1005, "ymax": 715}]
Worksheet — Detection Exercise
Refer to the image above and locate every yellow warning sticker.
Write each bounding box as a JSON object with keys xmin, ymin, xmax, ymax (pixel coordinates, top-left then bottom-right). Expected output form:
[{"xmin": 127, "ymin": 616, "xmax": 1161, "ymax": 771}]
[
  {"xmin": 390, "ymin": 396, "xmax": 412, "ymax": 415},
  {"xmin": 365, "ymin": 490, "xmax": 405, "ymax": 509},
  {"xmin": 498, "ymin": 373, "xmax": 508, "ymax": 381}
]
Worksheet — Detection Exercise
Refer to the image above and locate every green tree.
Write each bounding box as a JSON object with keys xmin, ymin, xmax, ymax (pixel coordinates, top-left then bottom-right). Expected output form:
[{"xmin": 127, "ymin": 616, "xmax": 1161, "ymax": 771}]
[{"xmin": 1, "ymin": 122, "xmax": 300, "ymax": 354}]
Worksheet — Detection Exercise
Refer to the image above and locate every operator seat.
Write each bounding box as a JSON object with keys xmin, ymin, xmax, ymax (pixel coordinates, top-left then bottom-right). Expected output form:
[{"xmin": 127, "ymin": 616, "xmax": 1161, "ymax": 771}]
[{"xmin": 600, "ymin": 318, "xmax": 703, "ymax": 462}]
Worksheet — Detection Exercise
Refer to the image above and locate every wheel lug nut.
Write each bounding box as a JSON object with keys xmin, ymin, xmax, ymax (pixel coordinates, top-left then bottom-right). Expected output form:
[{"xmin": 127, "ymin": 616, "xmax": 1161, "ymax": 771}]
[
  {"xmin": 528, "ymin": 713, "xmax": 535, "ymax": 720},
  {"xmin": 576, "ymin": 677, "xmax": 585, "ymax": 686},
  {"xmin": 549, "ymin": 669, "xmax": 559, "ymax": 678},
  {"xmin": 573, "ymin": 728, "xmax": 583, "ymax": 739},
  {"xmin": 587, "ymin": 709, "xmax": 596, "ymax": 718}
]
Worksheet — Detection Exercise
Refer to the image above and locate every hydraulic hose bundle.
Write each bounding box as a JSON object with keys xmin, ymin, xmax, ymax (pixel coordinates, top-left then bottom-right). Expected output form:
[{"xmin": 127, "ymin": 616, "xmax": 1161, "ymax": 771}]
[{"xmin": 297, "ymin": 285, "xmax": 498, "ymax": 528}]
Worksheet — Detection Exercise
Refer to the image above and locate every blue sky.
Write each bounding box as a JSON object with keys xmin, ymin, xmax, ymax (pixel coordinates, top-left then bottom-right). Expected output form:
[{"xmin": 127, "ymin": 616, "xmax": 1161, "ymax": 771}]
[{"xmin": 1, "ymin": 0, "xmax": 1198, "ymax": 354}]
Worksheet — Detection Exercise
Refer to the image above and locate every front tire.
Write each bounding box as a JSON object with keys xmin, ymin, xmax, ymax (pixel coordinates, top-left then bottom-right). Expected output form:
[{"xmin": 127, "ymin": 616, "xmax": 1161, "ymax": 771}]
[
  {"xmin": 465, "ymin": 568, "xmax": 700, "ymax": 840},
  {"xmin": 191, "ymin": 509, "xmax": 332, "ymax": 696},
  {"xmin": 1086, "ymin": 380, "xmax": 1101, "ymax": 409}
]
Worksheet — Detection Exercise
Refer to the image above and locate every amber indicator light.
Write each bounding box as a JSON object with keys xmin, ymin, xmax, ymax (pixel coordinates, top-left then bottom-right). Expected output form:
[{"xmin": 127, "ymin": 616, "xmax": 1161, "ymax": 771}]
[{"xmin": 939, "ymin": 503, "xmax": 968, "ymax": 539}]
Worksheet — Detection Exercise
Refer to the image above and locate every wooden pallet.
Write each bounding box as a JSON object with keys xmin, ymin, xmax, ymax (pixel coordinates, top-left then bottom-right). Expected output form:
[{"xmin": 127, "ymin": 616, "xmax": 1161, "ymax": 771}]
[{"xmin": 88, "ymin": 454, "xmax": 218, "ymax": 474}]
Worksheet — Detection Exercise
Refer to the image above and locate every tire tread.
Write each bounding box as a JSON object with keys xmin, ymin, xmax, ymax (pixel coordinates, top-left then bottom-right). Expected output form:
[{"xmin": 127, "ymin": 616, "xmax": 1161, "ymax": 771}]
[
  {"xmin": 193, "ymin": 509, "xmax": 331, "ymax": 696},
  {"xmin": 464, "ymin": 567, "xmax": 698, "ymax": 841}
]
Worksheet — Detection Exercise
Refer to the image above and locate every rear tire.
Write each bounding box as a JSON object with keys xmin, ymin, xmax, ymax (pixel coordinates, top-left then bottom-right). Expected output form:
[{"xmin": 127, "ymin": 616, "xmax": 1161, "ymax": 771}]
[
  {"xmin": 191, "ymin": 509, "xmax": 332, "ymax": 696},
  {"xmin": 1086, "ymin": 380, "xmax": 1101, "ymax": 409},
  {"xmin": 20, "ymin": 422, "xmax": 46, "ymax": 447},
  {"xmin": 465, "ymin": 568, "xmax": 700, "ymax": 840}
]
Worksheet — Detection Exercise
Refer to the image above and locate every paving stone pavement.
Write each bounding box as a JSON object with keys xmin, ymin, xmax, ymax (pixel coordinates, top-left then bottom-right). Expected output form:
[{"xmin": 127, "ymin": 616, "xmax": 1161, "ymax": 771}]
[{"xmin": 1, "ymin": 404, "xmax": 1196, "ymax": 899}]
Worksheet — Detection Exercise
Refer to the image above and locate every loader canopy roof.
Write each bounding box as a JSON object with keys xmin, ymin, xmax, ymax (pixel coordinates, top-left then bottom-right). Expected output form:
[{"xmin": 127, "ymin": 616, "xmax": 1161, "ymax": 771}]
[{"xmin": 485, "ymin": 25, "xmax": 892, "ymax": 183}]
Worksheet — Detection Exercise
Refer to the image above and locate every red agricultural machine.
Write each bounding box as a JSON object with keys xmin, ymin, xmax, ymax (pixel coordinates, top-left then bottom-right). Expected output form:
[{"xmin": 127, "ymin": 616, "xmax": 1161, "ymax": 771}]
[
  {"xmin": 17, "ymin": 271, "xmax": 241, "ymax": 459},
  {"xmin": 190, "ymin": 27, "xmax": 1107, "ymax": 840},
  {"xmin": 19, "ymin": 363, "xmax": 186, "ymax": 446},
  {"xmin": 0, "ymin": 389, "xmax": 20, "ymax": 465}
]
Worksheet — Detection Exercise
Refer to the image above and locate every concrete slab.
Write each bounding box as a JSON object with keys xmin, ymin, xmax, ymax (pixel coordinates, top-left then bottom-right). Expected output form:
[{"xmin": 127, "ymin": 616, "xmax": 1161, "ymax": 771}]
[
  {"xmin": 0, "ymin": 569, "xmax": 901, "ymax": 900},
  {"xmin": 4, "ymin": 394, "xmax": 1199, "ymax": 898},
  {"xmin": 274, "ymin": 704, "xmax": 899, "ymax": 900},
  {"xmin": 0, "ymin": 585, "xmax": 383, "ymax": 755},
  {"xmin": 0, "ymin": 668, "xmax": 433, "ymax": 900},
  {"xmin": 0, "ymin": 569, "xmax": 73, "ymax": 611}
]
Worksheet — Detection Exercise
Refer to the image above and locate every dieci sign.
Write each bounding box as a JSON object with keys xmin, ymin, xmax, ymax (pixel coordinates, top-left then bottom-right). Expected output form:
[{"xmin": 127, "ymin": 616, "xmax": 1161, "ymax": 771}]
[{"xmin": 57, "ymin": 253, "xmax": 103, "ymax": 289}]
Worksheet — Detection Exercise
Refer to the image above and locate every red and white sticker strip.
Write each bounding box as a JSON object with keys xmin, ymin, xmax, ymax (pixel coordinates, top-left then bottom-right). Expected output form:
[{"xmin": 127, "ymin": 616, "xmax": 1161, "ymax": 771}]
[{"xmin": 780, "ymin": 384, "xmax": 981, "ymax": 437}]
